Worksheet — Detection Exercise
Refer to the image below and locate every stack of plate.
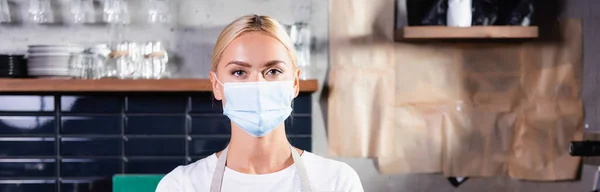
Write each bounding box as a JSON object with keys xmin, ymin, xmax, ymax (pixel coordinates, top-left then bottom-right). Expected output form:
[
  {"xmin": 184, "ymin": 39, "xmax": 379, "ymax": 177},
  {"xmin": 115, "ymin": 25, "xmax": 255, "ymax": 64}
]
[
  {"xmin": 27, "ymin": 45, "xmax": 84, "ymax": 77},
  {"xmin": 0, "ymin": 55, "xmax": 27, "ymax": 78}
]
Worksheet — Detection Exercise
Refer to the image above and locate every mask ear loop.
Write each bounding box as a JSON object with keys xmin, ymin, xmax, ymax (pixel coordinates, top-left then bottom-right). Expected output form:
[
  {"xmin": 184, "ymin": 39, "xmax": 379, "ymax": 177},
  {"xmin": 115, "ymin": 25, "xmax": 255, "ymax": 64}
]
[
  {"xmin": 211, "ymin": 71, "xmax": 225, "ymax": 110},
  {"xmin": 211, "ymin": 72, "xmax": 224, "ymax": 85}
]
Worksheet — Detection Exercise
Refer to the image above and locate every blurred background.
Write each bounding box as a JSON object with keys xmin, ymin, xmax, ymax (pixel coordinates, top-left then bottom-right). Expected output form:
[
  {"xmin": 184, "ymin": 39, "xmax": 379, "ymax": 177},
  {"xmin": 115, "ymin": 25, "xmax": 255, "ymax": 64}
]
[{"xmin": 0, "ymin": 0, "xmax": 597, "ymax": 191}]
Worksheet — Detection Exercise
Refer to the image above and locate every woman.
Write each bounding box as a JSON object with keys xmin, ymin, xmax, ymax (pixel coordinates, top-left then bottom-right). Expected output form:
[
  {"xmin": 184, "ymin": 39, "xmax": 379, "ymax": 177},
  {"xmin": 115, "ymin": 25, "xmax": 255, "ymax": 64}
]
[{"xmin": 156, "ymin": 15, "xmax": 363, "ymax": 192}]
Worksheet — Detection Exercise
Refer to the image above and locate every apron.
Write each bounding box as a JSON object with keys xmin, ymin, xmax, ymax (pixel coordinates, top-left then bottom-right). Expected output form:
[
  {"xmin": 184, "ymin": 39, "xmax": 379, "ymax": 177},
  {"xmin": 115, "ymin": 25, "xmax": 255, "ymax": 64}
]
[{"xmin": 209, "ymin": 145, "xmax": 313, "ymax": 192}]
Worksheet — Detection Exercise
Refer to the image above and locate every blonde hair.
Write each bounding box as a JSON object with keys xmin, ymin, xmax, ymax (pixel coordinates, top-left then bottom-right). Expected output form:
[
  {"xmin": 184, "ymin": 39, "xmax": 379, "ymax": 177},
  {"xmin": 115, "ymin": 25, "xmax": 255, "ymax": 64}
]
[{"xmin": 211, "ymin": 15, "xmax": 297, "ymax": 71}]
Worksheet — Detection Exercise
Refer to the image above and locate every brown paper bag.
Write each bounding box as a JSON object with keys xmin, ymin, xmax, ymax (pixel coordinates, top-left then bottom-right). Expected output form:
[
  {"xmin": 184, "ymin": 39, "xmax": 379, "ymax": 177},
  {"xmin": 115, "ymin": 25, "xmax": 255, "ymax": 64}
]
[
  {"xmin": 378, "ymin": 104, "xmax": 444, "ymax": 174},
  {"xmin": 327, "ymin": 0, "xmax": 396, "ymax": 158},
  {"xmin": 509, "ymin": 100, "xmax": 582, "ymax": 180},
  {"xmin": 508, "ymin": 20, "xmax": 583, "ymax": 181},
  {"xmin": 376, "ymin": 45, "xmax": 461, "ymax": 173},
  {"xmin": 328, "ymin": 44, "xmax": 396, "ymax": 157},
  {"xmin": 328, "ymin": 0, "xmax": 583, "ymax": 181},
  {"xmin": 441, "ymin": 44, "xmax": 523, "ymax": 177},
  {"xmin": 394, "ymin": 44, "xmax": 463, "ymax": 105},
  {"xmin": 442, "ymin": 102, "xmax": 517, "ymax": 177}
]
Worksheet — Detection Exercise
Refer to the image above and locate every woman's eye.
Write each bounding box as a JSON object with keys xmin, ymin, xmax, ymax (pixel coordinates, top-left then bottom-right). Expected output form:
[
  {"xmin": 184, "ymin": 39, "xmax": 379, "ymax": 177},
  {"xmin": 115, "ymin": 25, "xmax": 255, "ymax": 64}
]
[
  {"xmin": 265, "ymin": 69, "xmax": 283, "ymax": 76},
  {"xmin": 232, "ymin": 70, "xmax": 246, "ymax": 77}
]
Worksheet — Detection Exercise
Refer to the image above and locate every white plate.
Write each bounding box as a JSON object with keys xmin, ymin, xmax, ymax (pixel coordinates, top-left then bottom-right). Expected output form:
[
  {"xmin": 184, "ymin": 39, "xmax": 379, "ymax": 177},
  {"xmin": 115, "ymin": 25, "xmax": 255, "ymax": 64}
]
[
  {"xmin": 28, "ymin": 55, "xmax": 72, "ymax": 59},
  {"xmin": 27, "ymin": 58, "xmax": 72, "ymax": 64},
  {"xmin": 27, "ymin": 68, "xmax": 71, "ymax": 72},
  {"xmin": 28, "ymin": 66, "xmax": 71, "ymax": 70},
  {"xmin": 28, "ymin": 64, "xmax": 70, "ymax": 67},
  {"xmin": 27, "ymin": 52, "xmax": 74, "ymax": 57},
  {"xmin": 27, "ymin": 44, "xmax": 81, "ymax": 48},
  {"xmin": 29, "ymin": 45, "xmax": 82, "ymax": 49},
  {"xmin": 28, "ymin": 62, "xmax": 71, "ymax": 66},
  {"xmin": 28, "ymin": 74, "xmax": 72, "ymax": 77},
  {"xmin": 27, "ymin": 73, "xmax": 73, "ymax": 77},
  {"xmin": 28, "ymin": 69, "xmax": 73, "ymax": 75},
  {"xmin": 28, "ymin": 57, "xmax": 71, "ymax": 61},
  {"xmin": 29, "ymin": 48, "xmax": 83, "ymax": 53},
  {"xmin": 28, "ymin": 65, "xmax": 70, "ymax": 68},
  {"xmin": 28, "ymin": 66, "xmax": 70, "ymax": 69},
  {"xmin": 28, "ymin": 61, "xmax": 70, "ymax": 64},
  {"xmin": 27, "ymin": 57, "xmax": 71, "ymax": 62},
  {"xmin": 28, "ymin": 50, "xmax": 82, "ymax": 55}
]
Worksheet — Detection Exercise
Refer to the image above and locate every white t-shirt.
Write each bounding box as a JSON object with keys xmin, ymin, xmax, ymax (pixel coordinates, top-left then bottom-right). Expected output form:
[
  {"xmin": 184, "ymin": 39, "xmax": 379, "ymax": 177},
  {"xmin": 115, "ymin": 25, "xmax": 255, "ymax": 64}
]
[{"xmin": 155, "ymin": 151, "xmax": 364, "ymax": 192}]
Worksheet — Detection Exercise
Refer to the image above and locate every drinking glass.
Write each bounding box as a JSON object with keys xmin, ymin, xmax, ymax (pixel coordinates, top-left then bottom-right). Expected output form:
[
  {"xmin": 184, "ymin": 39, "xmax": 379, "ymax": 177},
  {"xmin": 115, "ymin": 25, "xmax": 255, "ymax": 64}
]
[
  {"xmin": 29, "ymin": 0, "xmax": 54, "ymax": 24},
  {"xmin": 103, "ymin": 0, "xmax": 129, "ymax": 24},
  {"xmin": 104, "ymin": 43, "xmax": 133, "ymax": 79},
  {"xmin": 150, "ymin": 41, "xmax": 169, "ymax": 78},
  {"xmin": 0, "ymin": 0, "xmax": 10, "ymax": 23},
  {"xmin": 110, "ymin": 42, "xmax": 135, "ymax": 79},
  {"xmin": 69, "ymin": 0, "xmax": 95, "ymax": 24},
  {"xmin": 148, "ymin": 0, "xmax": 170, "ymax": 24},
  {"xmin": 69, "ymin": 53, "xmax": 99, "ymax": 79},
  {"xmin": 139, "ymin": 58, "xmax": 154, "ymax": 79},
  {"xmin": 291, "ymin": 23, "xmax": 313, "ymax": 80},
  {"xmin": 138, "ymin": 41, "xmax": 169, "ymax": 79},
  {"xmin": 122, "ymin": 42, "xmax": 141, "ymax": 79},
  {"xmin": 104, "ymin": 0, "xmax": 128, "ymax": 48}
]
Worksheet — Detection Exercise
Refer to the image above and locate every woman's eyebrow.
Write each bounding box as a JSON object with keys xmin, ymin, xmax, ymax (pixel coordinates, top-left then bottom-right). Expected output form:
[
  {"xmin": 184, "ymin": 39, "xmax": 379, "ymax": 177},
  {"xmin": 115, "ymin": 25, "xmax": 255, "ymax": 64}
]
[
  {"xmin": 226, "ymin": 60, "xmax": 251, "ymax": 67},
  {"xmin": 264, "ymin": 60, "xmax": 286, "ymax": 67}
]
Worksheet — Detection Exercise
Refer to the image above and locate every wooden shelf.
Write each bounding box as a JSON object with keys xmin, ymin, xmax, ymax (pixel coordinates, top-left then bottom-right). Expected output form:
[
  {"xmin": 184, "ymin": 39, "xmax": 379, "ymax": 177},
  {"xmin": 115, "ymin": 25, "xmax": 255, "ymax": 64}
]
[
  {"xmin": 395, "ymin": 26, "xmax": 539, "ymax": 40},
  {"xmin": 0, "ymin": 79, "xmax": 319, "ymax": 92}
]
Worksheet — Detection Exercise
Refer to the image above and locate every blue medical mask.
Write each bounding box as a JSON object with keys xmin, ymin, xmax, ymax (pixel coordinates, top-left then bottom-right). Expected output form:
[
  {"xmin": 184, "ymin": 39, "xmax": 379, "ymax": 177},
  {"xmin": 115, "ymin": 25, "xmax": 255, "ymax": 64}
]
[{"xmin": 213, "ymin": 74, "xmax": 295, "ymax": 137}]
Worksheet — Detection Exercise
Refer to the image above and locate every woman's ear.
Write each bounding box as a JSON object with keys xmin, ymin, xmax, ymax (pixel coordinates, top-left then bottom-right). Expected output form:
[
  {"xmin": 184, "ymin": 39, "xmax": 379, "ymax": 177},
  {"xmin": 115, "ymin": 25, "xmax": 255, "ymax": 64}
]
[
  {"xmin": 293, "ymin": 68, "xmax": 300, "ymax": 98},
  {"xmin": 210, "ymin": 72, "xmax": 223, "ymax": 100}
]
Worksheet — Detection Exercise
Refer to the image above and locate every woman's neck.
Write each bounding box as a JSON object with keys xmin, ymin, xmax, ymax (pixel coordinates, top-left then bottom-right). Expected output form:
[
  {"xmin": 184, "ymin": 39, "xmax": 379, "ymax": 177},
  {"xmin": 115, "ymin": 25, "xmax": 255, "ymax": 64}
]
[{"xmin": 221, "ymin": 123, "xmax": 294, "ymax": 174}]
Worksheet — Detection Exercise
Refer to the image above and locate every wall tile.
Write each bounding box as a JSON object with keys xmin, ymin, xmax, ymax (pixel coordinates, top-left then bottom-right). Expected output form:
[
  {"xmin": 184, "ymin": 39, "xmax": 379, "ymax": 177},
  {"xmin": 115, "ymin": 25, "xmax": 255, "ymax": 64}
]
[
  {"xmin": 0, "ymin": 92, "xmax": 312, "ymax": 183},
  {"xmin": 188, "ymin": 137, "xmax": 229, "ymax": 156},
  {"xmin": 61, "ymin": 116, "xmax": 121, "ymax": 135},
  {"xmin": 293, "ymin": 94, "xmax": 312, "ymax": 114},
  {"xmin": 190, "ymin": 93, "xmax": 223, "ymax": 113},
  {"xmin": 61, "ymin": 158, "xmax": 122, "ymax": 177},
  {"xmin": 125, "ymin": 137, "xmax": 186, "ymax": 156},
  {"xmin": 126, "ymin": 96, "xmax": 188, "ymax": 113},
  {"xmin": 0, "ymin": 182, "xmax": 56, "ymax": 192},
  {"xmin": 61, "ymin": 179, "xmax": 112, "ymax": 192},
  {"xmin": 0, "ymin": 96, "xmax": 54, "ymax": 112},
  {"xmin": 125, "ymin": 158, "xmax": 186, "ymax": 174},
  {"xmin": 289, "ymin": 137, "xmax": 311, "ymax": 152},
  {"xmin": 0, "ymin": 137, "xmax": 56, "ymax": 156},
  {"xmin": 125, "ymin": 116, "xmax": 186, "ymax": 135},
  {"xmin": 61, "ymin": 96, "xmax": 123, "ymax": 113},
  {"xmin": 285, "ymin": 116, "xmax": 311, "ymax": 135},
  {"xmin": 61, "ymin": 137, "xmax": 122, "ymax": 157},
  {"xmin": 189, "ymin": 115, "xmax": 230, "ymax": 135},
  {"xmin": 0, "ymin": 159, "xmax": 56, "ymax": 177},
  {"xmin": 0, "ymin": 116, "xmax": 55, "ymax": 135}
]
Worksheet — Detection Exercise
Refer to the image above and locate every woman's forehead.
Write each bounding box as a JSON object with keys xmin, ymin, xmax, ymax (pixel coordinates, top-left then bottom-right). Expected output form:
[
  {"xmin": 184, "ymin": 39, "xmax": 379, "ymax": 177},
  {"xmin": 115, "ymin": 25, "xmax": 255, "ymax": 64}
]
[{"xmin": 219, "ymin": 32, "xmax": 293, "ymax": 68}]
